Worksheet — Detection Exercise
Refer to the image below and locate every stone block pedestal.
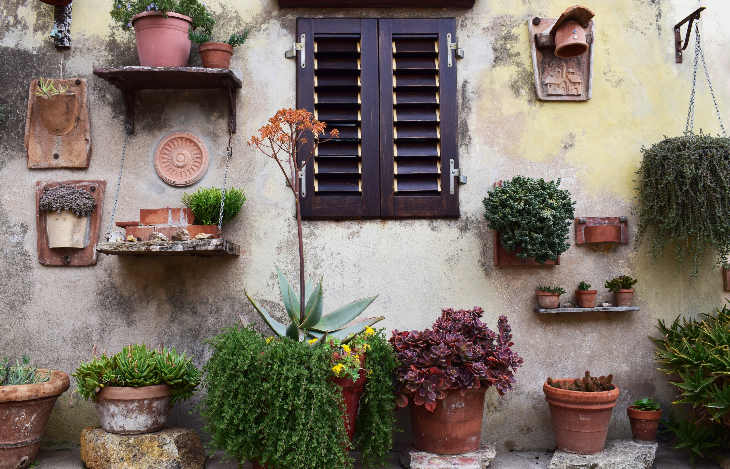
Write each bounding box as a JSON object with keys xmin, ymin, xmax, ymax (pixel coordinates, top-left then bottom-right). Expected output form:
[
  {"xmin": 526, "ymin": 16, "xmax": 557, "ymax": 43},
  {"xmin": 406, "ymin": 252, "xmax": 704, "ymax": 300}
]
[
  {"xmin": 549, "ymin": 440, "xmax": 658, "ymax": 469},
  {"xmin": 400, "ymin": 444, "xmax": 497, "ymax": 469},
  {"xmin": 80, "ymin": 426, "xmax": 204, "ymax": 469}
]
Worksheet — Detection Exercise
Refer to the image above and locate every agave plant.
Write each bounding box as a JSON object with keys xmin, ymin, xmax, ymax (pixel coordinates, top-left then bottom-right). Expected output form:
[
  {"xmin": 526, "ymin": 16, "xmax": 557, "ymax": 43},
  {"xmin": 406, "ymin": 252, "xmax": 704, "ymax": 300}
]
[{"xmin": 245, "ymin": 267, "xmax": 382, "ymax": 344}]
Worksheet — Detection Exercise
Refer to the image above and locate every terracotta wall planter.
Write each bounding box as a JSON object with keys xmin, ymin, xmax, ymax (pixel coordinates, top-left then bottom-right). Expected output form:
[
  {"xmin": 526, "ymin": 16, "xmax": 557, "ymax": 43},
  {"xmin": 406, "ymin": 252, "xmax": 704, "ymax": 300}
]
[
  {"xmin": 627, "ymin": 406, "xmax": 662, "ymax": 442},
  {"xmin": 575, "ymin": 290, "xmax": 597, "ymax": 308},
  {"xmin": 94, "ymin": 384, "xmax": 171, "ymax": 435},
  {"xmin": 493, "ymin": 231, "xmax": 559, "ymax": 266},
  {"xmin": 132, "ymin": 12, "xmax": 192, "ymax": 67},
  {"xmin": 36, "ymin": 93, "xmax": 77, "ymax": 136},
  {"xmin": 543, "ymin": 380, "xmax": 620, "ymax": 455},
  {"xmin": 199, "ymin": 42, "xmax": 234, "ymax": 69},
  {"xmin": 410, "ymin": 387, "xmax": 487, "ymax": 454},
  {"xmin": 0, "ymin": 370, "xmax": 70, "ymax": 469},
  {"xmin": 613, "ymin": 289, "xmax": 634, "ymax": 307},
  {"xmin": 538, "ymin": 292, "xmax": 560, "ymax": 309},
  {"xmin": 46, "ymin": 211, "xmax": 89, "ymax": 248}
]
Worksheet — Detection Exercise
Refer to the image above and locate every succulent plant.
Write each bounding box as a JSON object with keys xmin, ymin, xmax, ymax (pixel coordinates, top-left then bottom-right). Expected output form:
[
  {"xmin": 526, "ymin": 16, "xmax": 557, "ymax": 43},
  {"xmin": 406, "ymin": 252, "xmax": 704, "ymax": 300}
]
[
  {"xmin": 605, "ymin": 275, "xmax": 637, "ymax": 293},
  {"xmin": 547, "ymin": 371, "xmax": 615, "ymax": 392},
  {"xmin": 578, "ymin": 281, "xmax": 592, "ymax": 291},
  {"xmin": 39, "ymin": 183, "xmax": 96, "ymax": 217},
  {"xmin": 633, "ymin": 398, "xmax": 661, "ymax": 411},
  {"xmin": 1, "ymin": 356, "xmax": 51, "ymax": 386},
  {"xmin": 538, "ymin": 285, "xmax": 566, "ymax": 295}
]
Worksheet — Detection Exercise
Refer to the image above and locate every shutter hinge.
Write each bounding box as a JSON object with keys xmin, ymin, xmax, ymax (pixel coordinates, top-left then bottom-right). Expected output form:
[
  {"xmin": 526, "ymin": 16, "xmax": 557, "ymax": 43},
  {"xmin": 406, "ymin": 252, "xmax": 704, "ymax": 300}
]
[
  {"xmin": 285, "ymin": 34, "xmax": 306, "ymax": 68},
  {"xmin": 449, "ymin": 159, "xmax": 466, "ymax": 195},
  {"xmin": 446, "ymin": 33, "xmax": 464, "ymax": 68},
  {"xmin": 299, "ymin": 164, "xmax": 306, "ymax": 197}
]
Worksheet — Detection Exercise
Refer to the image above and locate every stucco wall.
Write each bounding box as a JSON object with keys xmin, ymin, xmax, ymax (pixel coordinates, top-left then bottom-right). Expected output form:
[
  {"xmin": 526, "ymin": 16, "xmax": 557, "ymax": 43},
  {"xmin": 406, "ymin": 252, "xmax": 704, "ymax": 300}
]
[{"xmin": 1, "ymin": 0, "xmax": 728, "ymax": 453}]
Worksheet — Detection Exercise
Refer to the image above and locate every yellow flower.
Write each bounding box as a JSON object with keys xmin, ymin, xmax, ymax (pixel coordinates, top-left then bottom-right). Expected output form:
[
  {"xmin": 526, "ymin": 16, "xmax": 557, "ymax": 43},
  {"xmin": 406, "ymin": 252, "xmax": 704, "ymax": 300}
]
[
  {"xmin": 363, "ymin": 344, "xmax": 371, "ymax": 351},
  {"xmin": 365, "ymin": 327, "xmax": 375, "ymax": 336},
  {"xmin": 308, "ymin": 338, "xmax": 318, "ymax": 344},
  {"xmin": 266, "ymin": 337, "xmax": 273, "ymax": 344},
  {"xmin": 342, "ymin": 345, "xmax": 351, "ymax": 354},
  {"xmin": 332, "ymin": 364, "xmax": 344, "ymax": 374}
]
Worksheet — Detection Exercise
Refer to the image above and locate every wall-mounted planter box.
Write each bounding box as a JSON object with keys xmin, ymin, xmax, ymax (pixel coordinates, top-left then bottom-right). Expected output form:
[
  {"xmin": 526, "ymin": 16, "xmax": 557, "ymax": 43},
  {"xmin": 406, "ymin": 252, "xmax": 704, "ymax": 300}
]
[
  {"xmin": 493, "ymin": 231, "xmax": 559, "ymax": 266},
  {"xmin": 534, "ymin": 306, "xmax": 639, "ymax": 314},
  {"xmin": 278, "ymin": 0, "xmax": 474, "ymax": 6},
  {"xmin": 575, "ymin": 217, "xmax": 628, "ymax": 244}
]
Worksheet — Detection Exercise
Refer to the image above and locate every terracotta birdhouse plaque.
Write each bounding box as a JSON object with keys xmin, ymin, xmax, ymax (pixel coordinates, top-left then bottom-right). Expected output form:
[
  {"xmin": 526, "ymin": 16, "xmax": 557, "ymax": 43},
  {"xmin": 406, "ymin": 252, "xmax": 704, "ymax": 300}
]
[{"xmin": 25, "ymin": 78, "xmax": 91, "ymax": 168}]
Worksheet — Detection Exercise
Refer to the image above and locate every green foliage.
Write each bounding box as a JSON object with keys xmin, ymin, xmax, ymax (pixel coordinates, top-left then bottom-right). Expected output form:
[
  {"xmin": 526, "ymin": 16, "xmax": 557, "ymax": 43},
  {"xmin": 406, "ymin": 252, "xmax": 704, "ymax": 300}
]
[
  {"xmin": 636, "ymin": 132, "xmax": 730, "ymax": 276},
  {"xmin": 73, "ymin": 344, "xmax": 201, "ymax": 405},
  {"xmin": 537, "ymin": 285, "xmax": 565, "ymax": 295},
  {"xmin": 483, "ymin": 176, "xmax": 575, "ymax": 264},
  {"xmin": 189, "ymin": 29, "xmax": 248, "ymax": 46},
  {"xmin": 246, "ymin": 266, "xmax": 383, "ymax": 343},
  {"xmin": 181, "ymin": 187, "xmax": 245, "ymax": 225},
  {"xmin": 651, "ymin": 303, "xmax": 730, "ymax": 461},
  {"xmin": 199, "ymin": 325, "xmax": 397, "ymax": 469},
  {"xmin": 633, "ymin": 398, "xmax": 661, "ymax": 411},
  {"xmin": 225, "ymin": 31, "xmax": 249, "ymax": 47},
  {"xmin": 110, "ymin": 0, "xmax": 214, "ymax": 34},
  {"xmin": 35, "ymin": 78, "xmax": 68, "ymax": 97},
  {"xmin": 604, "ymin": 275, "xmax": 637, "ymax": 293},
  {"xmin": 39, "ymin": 184, "xmax": 96, "ymax": 217},
  {"xmin": 1, "ymin": 356, "xmax": 51, "ymax": 386},
  {"xmin": 547, "ymin": 371, "xmax": 615, "ymax": 392},
  {"xmin": 578, "ymin": 281, "xmax": 591, "ymax": 291}
]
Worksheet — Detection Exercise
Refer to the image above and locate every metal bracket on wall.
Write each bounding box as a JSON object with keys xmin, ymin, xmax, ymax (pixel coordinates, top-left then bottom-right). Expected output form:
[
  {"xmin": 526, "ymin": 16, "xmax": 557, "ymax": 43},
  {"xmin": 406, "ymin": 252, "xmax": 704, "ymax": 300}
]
[
  {"xmin": 298, "ymin": 165, "xmax": 306, "ymax": 197},
  {"xmin": 51, "ymin": 4, "xmax": 72, "ymax": 48},
  {"xmin": 285, "ymin": 34, "xmax": 306, "ymax": 68},
  {"xmin": 674, "ymin": 7, "xmax": 705, "ymax": 63},
  {"xmin": 449, "ymin": 159, "xmax": 466, "ymax": 195},
  {"xmin": 446, "ymin": 34, "xmax": 464, "ymax": 68}
]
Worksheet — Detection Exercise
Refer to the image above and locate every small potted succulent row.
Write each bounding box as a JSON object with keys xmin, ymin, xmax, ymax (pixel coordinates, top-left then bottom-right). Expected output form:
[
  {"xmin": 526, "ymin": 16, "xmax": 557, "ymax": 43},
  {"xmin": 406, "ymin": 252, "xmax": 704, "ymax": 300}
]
[
  {"xmin": 189, "ymin": 29, "xmax": 249, "ymax": 69},
  {"xmin": 537, "ymin": 276, "xmax": 637, "ymax": 309}
]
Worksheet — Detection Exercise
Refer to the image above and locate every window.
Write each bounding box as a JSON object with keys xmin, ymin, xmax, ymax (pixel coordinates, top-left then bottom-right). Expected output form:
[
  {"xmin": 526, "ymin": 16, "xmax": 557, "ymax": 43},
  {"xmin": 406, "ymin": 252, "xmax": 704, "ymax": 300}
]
[{"xmin": 296, "ymin": 18, "xmax": 460, "ymax": 219}]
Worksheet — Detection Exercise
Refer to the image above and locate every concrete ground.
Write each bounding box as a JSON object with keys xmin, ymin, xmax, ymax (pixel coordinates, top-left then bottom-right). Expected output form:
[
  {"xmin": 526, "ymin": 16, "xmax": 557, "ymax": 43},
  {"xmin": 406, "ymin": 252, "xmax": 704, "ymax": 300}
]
[{"xmin": 33, "ymin": 441, "xmax": 722, "ymax": 468}]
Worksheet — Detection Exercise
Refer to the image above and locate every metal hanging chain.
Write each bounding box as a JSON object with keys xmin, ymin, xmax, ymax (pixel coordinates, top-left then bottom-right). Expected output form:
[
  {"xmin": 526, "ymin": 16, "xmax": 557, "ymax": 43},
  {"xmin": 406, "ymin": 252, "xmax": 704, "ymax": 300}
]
[
  {"xmin": 685, "ymin": 23, "xmax": 727, "ymax": 137},
  {"xmin": 106, "ymin": 123, "xmax": 132, "ymax": 239},
  {"xmin": 216, "ymin": 122, "xmax": 234, "ymax": 237}
]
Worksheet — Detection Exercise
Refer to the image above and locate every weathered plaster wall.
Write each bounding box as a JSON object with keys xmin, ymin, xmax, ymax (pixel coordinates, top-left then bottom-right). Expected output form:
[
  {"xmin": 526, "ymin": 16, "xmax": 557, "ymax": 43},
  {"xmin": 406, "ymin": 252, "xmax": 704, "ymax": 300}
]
[{"xmin": 1, "ymin": 0, "xmax": 728, "ymax": 453}]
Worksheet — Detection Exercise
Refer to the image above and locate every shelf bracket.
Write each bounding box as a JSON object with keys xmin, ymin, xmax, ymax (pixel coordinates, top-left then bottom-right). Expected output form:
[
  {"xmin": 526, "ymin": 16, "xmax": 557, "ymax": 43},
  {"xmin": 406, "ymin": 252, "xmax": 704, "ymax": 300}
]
[
  {"xmin": 224, "ymin": 79, "xmax": 237, "ymax": 133},
  {"xmin": 109, "ymin": 77, "xmax": 135, "ymax": 134},
  {"xmin": 674, "ymin": 7, "xmax": 705, "ymax": 63}
]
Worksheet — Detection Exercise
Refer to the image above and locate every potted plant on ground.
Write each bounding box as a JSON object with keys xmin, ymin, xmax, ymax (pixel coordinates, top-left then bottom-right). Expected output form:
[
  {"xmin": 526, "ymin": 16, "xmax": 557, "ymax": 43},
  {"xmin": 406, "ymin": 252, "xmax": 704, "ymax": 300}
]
[
  {"xmin": 39, "ymin": 183, "xmax": 96, "ymax": 248},
  {"xmin": 627, "ymin": 398, "xmax": 662, "ymax": 442},
  {"xmin": 110, "ymin": 0, "xmax": 215, "ymax": 67},
  {"xmin": 605, "ymin": 275, "xmax": 637, "ymax": 307},
  {"xmin": 544, "ymin": 371, "xmax": 620, "ymax": 454},
  {"xmin": 390, "ymin": 308, "xmax": 523, "ymax": 454},
  {"xmin": 537, "ymin": 285, "xmax": 565, "ymax": 309},
  {"xmin": 483, "ymin": 176, "xmax": 575, "ymax": 265},
  {"xmin": 189, "ymin": 30, "xmax": 249, "ymax": 69},
  {"xmin": 575, "ymin": 281, "xmax": 597, "ymax": 308},
  {"xmin": 34, "ymin": 78, "xmax": 76, "ymax": 136},
  {"xmin": 181, "ymin": 186, "xmax": 245, "ymax": 237},
  {"xmin": 73, "ymin": 344, "xmax": 201, "ymax": 435},
  {"xmin": 0, "ymin": 356, "xmax": 70, "ymax": 469}
]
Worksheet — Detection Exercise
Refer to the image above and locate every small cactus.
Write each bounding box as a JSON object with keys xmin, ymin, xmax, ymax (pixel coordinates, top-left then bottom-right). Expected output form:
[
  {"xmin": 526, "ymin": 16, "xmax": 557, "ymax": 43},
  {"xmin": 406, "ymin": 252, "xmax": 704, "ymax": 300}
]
[{"xmin": 547, "ymin": 371, "xmax": 615, "ymax": 392}]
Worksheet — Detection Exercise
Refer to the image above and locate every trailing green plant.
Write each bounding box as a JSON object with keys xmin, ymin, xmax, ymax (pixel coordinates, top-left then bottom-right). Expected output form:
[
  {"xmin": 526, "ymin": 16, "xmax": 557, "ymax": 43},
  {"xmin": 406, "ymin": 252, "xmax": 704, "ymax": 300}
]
[
  {"xmin": 635, "ymin": 132, "xmax": 730, "ymax": 276},
  {"xmin": 1, "ymin": 356, "xmax": 51, "ymax": 386},
  {"xmin": 604, "ymin": 275, "xmax": 637, "ymax": 293},
  {"xmin": 651, "ymin": 303, "xmax": 730, "ymax": 463},
  {"xmin": 73, "ymin": 344, "xmax": 201, "ymax": 405},
  {"xmin": 198, "ymin": 325, "xmax": 397, "ymax": 469},
  {"xmin": 483, "ymin": 176, "xmax": 575, "ymax": 264},
  {"xmin": 547, "ymin": 371, "xmax": 615, "ymax": 392},
  {"xmin": 537, "ymin": 285, "xmax": 565, "ymax": 295},
  {"xmin": 181, "ymin": 187, "xmax": 245, "ymax": 225},
  {"xmin": 189, "ymin": 29, "xmax": 249, "ymax": 47},
  {"xmin": 110, "ymin": 0, "xmax": 214, "ymax": 34},
  {"xmin": 39, "ymin": 183, "xmax": 96, "ymax": 217},
  {"xmin": 632, "ymin": 398, "xmax": 661, "ymax": 411},
  {"xmin": 578, "ymin": 281, "xmax": 592, "ymax": 291},
  {"xmin": 35, "ymin": 78, "xmax": 68, "ymax": 97}
]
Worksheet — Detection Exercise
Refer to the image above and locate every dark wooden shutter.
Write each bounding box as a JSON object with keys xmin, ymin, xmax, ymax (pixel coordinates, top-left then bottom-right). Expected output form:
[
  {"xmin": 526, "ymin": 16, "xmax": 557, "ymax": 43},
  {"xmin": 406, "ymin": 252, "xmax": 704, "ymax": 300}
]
[
  {"xmin": 298, "ymin": 19, "xmax": 380, "ymax": 219},
  {"xmin": 379, "ymin": 19, "xmax": 459, "ymax": 217}
]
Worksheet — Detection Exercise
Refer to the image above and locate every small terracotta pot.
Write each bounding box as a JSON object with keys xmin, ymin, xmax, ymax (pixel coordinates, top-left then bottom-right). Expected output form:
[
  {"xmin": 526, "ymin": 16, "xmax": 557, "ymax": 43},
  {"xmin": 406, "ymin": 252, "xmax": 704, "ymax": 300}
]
[
  {"xmin": 36, "ymin": 93, "xmax": 77, "ymax": 136},
  {"xmin": 132, "ymin": 12, "xmax": 192, "ymax": 67},
  {"xmin": 614, "ymin": 289, "xmax": 634, "ymax": 307},
  {"xmin": 199, "ymin": 42, "xmax": 234, "ymax": 69},
  {"xmin": 187, "ymin": 225, "xmax": 220, "ymax": 238},
  {"xmin": 538, "ymin": 291, "xmax": 560, "ymax": 309},
  {"xmin": 94, "ymin": 384, "xmax": 171, "ymax": 435},
  {"xmin": 555, "ymin": 20, "xmax": 589, "ymax": 58},
  {"xmin": 575, "ymin": 290, "xmax": 597, "ymax": 308},
  {"xmin": 627, "ymin": 406, "xmax": 662, "ymax": 442}
]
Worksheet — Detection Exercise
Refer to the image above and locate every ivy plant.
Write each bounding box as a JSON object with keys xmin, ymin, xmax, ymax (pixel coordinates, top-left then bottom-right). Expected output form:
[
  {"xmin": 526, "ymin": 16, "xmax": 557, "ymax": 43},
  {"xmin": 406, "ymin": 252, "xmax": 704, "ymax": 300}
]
[
  {"xmin": 483, "ymin": 176, "xmax": 575, "ymax": 264},
  {"xmin": 635, "ymin": 132, "xmax": 730, "ymax": 276}
]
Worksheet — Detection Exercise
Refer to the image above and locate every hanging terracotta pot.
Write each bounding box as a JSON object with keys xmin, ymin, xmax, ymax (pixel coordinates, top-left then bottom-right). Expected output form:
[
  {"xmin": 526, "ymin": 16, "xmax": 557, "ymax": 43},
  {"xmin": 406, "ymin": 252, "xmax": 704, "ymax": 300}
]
[
  {"xmin": 614, "ymin": 289, "xmax": 634, "ymax": 307},
  {"xmin": 543, "ymin": 380, "xmax": 620, "ymax": 455},
  {"xmin": 199, "ymin": 42, "xmax": 234, "ymax": 69},
  {"xmin": 131, "ymin": 12, "xmax": 192, "ymax": 67},
  {"xmin": 575, "ymin": 290, "xmax": 597, "ymax": 308},
  {"xmin": 94, "ymin": 384, "xmax": 171, "ymax": 435},
  {"xmin": 36, "ymin": 92, "xmax": 77, "ymax": 136},
  {"xmin": 554, "ymin": 20, "xmax": 589, "ymax": 58},
  {"xmin": 537, "ymin": 291, "xmax": 560, "ymax": 309},
  {"xmin": 410, "ymin": 386, "xmax": 487, "ymax": 454},
  {"xmin": 0, "ymin": 370, "xmax": 70, "ymax": 469},
  {"xmin": 627, "ymin": 406, "xmax": 662, "ymax": 442}
]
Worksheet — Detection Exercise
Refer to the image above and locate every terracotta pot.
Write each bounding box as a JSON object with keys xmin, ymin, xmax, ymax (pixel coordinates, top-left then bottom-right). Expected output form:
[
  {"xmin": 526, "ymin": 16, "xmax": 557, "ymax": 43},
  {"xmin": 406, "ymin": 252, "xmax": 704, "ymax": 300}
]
[
  {"xmin": 614, "ymin": 289, "xmax": 634, "ymax": 307},
  {"xmin": 94, "ymin": 384, "xmax": 171, "ymax": 435},
  {"xmin": 410, "ymin": 386, "xmax": 487, "ymax": 454},
  {"xmin": 627, "ymin": 406, "xmax": 662, "ymax": 442},
  {"xmin": 199, "ymin": 42, "xmax": 234, "ymax": 69},
  {"xmin": 575, "ymin": 290, "xmax": 597, "ymax": 308},
  {"xmin": 132, "ymin": 12, "xmax": 192, "ymax": 67},
  {"xmin": 583, "ymin": 225, "xmax": 622, "ymax": 244},
  {"xmin": 36, "ymin": 93, "xmax": 77, "ymax": 136},
  {"xmin": 0, "ymin": 370, "xmax": 70, "ymax": 469},
  {"xmin": 538, "ymin": 291, "xmax": 560, "ymax": 309},
  {"xmin": 46, "ymin": 211, "xmax": 89, "ymax": 248},
  {"xmin": 555, "ymin": 20, "xmax": 589, "ymax": 58},
  {"xmin": 543, "ymin": 380, "xmax": 620, "ymax": 455}
]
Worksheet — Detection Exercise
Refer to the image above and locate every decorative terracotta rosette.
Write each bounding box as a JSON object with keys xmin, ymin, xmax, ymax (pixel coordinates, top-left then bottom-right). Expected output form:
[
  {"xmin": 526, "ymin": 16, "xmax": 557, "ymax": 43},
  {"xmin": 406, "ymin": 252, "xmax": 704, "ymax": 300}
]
[{"xmin": 154, "ymin": 132, "xmax": 209, "ymax": 187}]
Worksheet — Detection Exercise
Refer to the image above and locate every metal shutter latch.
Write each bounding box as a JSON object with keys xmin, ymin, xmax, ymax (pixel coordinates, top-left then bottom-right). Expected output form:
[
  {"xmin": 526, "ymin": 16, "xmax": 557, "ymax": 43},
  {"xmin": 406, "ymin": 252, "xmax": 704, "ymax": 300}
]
[
  {"xmin": 450, "ymin": 159, "xmax": 466, "ymax": 195},
  {"xmin": 286, "ymin": 34, "xmax": 306, "ymax": 68},
  {"xmin": 446, "ymin": 33, "xmax": 464, "ymax": 68},
  {"xmin": 299, "ymin": 164, "xmax": 306, "ymax": 197}
]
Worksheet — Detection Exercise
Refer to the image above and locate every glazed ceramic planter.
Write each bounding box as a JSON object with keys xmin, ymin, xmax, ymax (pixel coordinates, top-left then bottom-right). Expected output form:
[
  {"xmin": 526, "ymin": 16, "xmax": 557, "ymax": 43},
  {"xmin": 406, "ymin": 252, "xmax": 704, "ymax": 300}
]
[
  {"xmin": 614, "ymin": 289, "xmax": 634, "ymax": 307},
  {"xmin": 46, "ymin": 210, "xmax": 89, "ymax": 248},
  {"xmin": 36, "ymin": 93, "xmax": 77, "ymax": 135},
  {"xmin": 132, "ymin": 12, "xmax": 192, "ymax": 67},
  {"xmin": 199, "ymin": 42, "xmax": 234, "ymax": 69},
  {"xmin": 627, "ymin": 406, "xmax": 662, "ymax": 442},
  {"xmin": 410, "ymin": 387, "xmax": 487, "ymax": 454},
  {"xmin": 543, "ymin": 380, "xmax": 620, "ymax": 455},
  {"xmin": 575, "ymin": 290, "xmax": 597, "ymax": 308},
  {"xmin": 0, "ymin": 370, "xmax": 70, "ymax": 469},
  {"xmin": 94, "ymin": 384, "xmax": 171, "ymax": 435},
  {"xmin": 538, "ymin": 292, "xmax": 560, "ymax": 309}
]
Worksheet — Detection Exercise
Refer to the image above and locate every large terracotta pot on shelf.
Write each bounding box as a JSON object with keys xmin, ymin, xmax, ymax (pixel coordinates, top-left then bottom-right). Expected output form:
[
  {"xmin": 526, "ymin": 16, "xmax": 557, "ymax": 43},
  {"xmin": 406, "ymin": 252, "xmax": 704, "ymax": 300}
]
[
  {"xmin": 627, "ymin": 406, "xmax": 662, "ymax": 442},
  {"xmin": 537, "ymin": 291, "xmax": 560, "ymax": 309},
  {"xmin": 543, "ymin": 380, "xmax": 620, "ymax": 455},
  {"xmin": 131, "ymin": 12, "xmax": 192, "ymax": 67},
  {"xmin": 575, "ymin": 290, "xmax": 598, "ymax": 308},
  {"xmin": 614, "ymin": 289, "xmax": 634, "ymax": 307},
  {"xmin": 199, "ymin": 42, "xmax": 234, "ymax": 69},
  {"xmin": 0, "ymin": 370, "xmax": 70, "ymax": 469},
  {"xmin": 410, "ymin": 387, "xmax": 487, "ymax": 454},
  {"xmin": 94, "ymin": 384, "xmax": 171, "ymax": 435}
]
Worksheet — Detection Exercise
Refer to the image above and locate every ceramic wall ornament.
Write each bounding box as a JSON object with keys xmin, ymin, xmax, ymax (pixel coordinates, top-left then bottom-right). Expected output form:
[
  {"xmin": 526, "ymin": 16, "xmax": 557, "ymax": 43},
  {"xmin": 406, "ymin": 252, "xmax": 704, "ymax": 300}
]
[
  {"xmin": 25, "ymin": 78, "xmax": 91, "ymax": 168},
  {"xmin": 153, "ymin": 132, "xmax": 210, "ymax": 187},
  {"xmin": 529, "ymin": 5, "xmax": 595, "ymax": 102}
]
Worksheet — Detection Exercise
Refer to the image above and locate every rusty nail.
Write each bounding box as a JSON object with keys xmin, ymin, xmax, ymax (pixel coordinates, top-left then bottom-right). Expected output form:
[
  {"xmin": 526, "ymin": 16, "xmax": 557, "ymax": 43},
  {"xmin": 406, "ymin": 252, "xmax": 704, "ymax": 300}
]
[
  {"xmin": 53, "ymin": 153, "xmax": 60, "ymax": 159},
  {"xmin": 578, "ymin": 218, "xmax": 586, "ymax": 224},
  {"xmin": 532, "ymin": 17, "xmax": 541, "ymax": 25},
  {"xmin": 62, "ymin": 255, "xmax": 71, "ymax": 265},
  {"xmin": 75, "ymin": 79, "xmax": 81, "ymax": 85},
  {"xmin": 90, "ymin": 186, "xmax": 96, "ymax": 192}
]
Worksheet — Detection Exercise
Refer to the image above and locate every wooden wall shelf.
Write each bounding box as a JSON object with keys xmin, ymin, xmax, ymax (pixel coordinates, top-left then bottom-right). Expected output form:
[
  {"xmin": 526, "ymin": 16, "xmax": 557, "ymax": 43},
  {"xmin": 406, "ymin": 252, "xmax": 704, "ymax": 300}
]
[
  {"xmin": 96, "ymin": 239, "xmax": 241, "ymax": 257},
  {"xmin": 534, "ymin": 306, "xmax": 639, "ymax": 314},
  {"xmin": 278, "ymin": 0, "xmax": 474, "ymax": 7},
  {"xmin": 92, "ymin": 67, "xmax": 242, "ymax": 133}
]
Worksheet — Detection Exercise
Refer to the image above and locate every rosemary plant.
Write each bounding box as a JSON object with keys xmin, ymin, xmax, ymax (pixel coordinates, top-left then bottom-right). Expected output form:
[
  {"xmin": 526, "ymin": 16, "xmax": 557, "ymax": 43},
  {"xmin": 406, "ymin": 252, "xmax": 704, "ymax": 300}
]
[{"xmin": 181, "ymin": 187, "xmax": 245, "ymax": 225}]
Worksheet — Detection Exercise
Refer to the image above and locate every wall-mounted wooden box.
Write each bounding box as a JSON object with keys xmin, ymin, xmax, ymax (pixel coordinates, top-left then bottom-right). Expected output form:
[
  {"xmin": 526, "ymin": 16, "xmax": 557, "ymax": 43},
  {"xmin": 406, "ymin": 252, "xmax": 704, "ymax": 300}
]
[
  {"xmin": 575, "ymin": 217, "xmax": 628, "ymax": 244},
  {"xmin": 493, "ymin": 231, "xmax": 559, "ymax": 266}
]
